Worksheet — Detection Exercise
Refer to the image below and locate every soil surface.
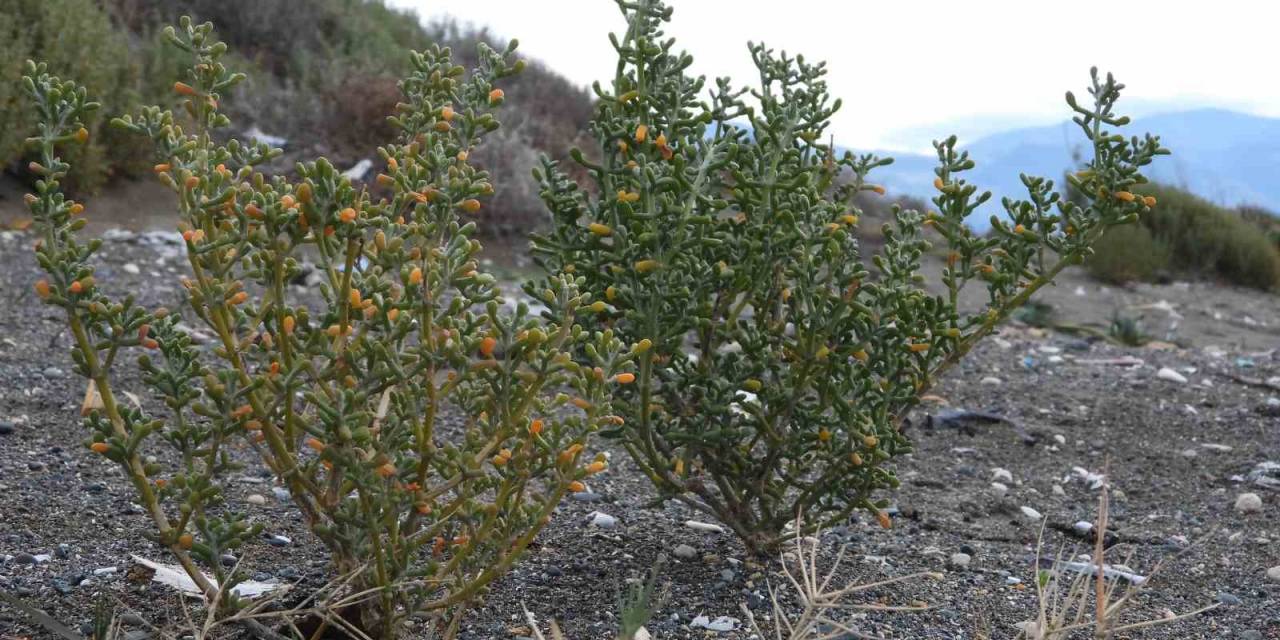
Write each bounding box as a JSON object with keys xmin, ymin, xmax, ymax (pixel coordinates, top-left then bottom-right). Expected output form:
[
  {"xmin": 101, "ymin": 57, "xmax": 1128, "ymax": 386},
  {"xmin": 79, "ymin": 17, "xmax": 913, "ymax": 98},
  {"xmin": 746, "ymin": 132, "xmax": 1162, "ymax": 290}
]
[{"xmin": 0, "ymin": 220, "xmax": 1277, "ymax": 640}]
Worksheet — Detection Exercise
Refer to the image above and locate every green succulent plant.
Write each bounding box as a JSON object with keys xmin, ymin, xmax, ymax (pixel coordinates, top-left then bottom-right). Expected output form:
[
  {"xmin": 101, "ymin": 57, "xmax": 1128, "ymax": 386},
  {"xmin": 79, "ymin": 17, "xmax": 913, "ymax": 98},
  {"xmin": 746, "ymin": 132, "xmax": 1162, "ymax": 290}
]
[{"xmin": 529, "ymin": 0, "xmax": 1168, "ymax": 552}]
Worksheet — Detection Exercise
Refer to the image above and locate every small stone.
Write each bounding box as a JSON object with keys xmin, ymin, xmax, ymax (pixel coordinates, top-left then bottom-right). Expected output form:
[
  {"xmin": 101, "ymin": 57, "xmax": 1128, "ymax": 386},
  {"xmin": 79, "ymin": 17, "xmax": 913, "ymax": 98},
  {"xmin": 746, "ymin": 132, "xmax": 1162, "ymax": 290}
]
[
  {"xmin": 1020, "ymin": 506, "xmax": 1043, "ymax": 521},
  {"xmin": 220, "ymin": 554, "xmax": 237, "ymax": 567},
  {"xmin": 13, "ymin": 552, "xmax": 36, "ymax": 565},
  {"xmin": 1181, "ymin": 448, "xmax": 1199, "ymax": 458},
  {"xmin": 685, "ymin": 520, "xmax": 725, "ymax": 534},
  {"xmin": 43, "ymin": 367, "xmax": 65, "ymax": 378},
  {"xmin": 271, "ymin": 487, "xmax": 291, "ymax": 502},
  {"xmin": 990, "ymin": 482, "xmax": 1008, "ymax": 496},
  {"xmin": 571, "ymin": 491, "xmax": 603, "ymax": 502},
  {"xmin": 587, "ymin": 511, "xmax": 617, "ymax": 529},
  {"xmin": 0, "ymin": 421, "xmax": 14, "ymax": 435},
  {"xmin": 949, "ymin": 552, "xmax": 971, "ymax": 569},
  {"xmin": 991, "ymin": 468, "xmax": 1013, "ymax": 483},
  {"xmin": 1266, "ymin": 566, "xmax": 1280, "ymax": 582},
  {"xmin": 1072, "ymin": 521, "xmax": 1093, "ymax": 536},
  {"xmin": 246, "ymin": 494, "xmax": 267, "ymax": 506},
  {"xmin": 267, "ymin": 535, "xmax": 291, "ymax": 547},
  {"xmin": 1052, "ymin": 484, "xmax": 1065, "ymax": 496},
  {"xmin": 1053, "ymin": 434, "xmax": 1066, "ymax": 445},
  {"xmin": 1216, "ymin": 592, "xmax": 1242, "ymax": 606},
  {"xmin": 673, "ymin": 544, "xmax": 698, "ymax": 560},
  {"xmin": 92, "ymin": 567, "xmax": 117, "ymax": 576},
  {"xmin": 980, "ymin": 376, "xmax": 1002, "ymax": 386},
  {"xmin": 1156, "ymin": 367, "xmax": 1187, "ymax": 384},
  {"xmin": 1234, "ymin": 493, "xmax": 1263, "ymax": 514}
]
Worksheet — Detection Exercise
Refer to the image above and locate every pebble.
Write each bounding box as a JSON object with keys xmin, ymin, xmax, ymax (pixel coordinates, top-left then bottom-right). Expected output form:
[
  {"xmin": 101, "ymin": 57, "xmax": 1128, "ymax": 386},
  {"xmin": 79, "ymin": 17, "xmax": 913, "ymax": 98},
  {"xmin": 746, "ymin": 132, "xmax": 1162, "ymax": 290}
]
[
  {"xmin": 267, "ymin": 535, "xmax": 291, "ymax": 547},
  {"xmin": 271, "ymin": 487, "xmax": 291, "ymax": 502},
  {"xmin": 122, "ymin": 263, "xmax": 141, "ymax": 275},
  {"xmin": 673, "ymin": 544, "xmax": 698, "ymax": 560},
  {"xmin": 570, "ymin": 491, "xmax": 603, "ymax": 502},
  {"xmin": 991, "ymin": 468, "xmax": 1013, "ymax": 483},
  {"xmin": 949, "ymin": 552, "xmax": 971, "ymax": 569},
  {"xmin": 1216, "ymin": 592, "xmax": 1242, "ymax": 606},
  {"xmin": 685, "ymin": 520, "xmax": 725, "ymax": 534},
  {"xmin": 13, "ymin": 552, "xmax": 36, "ymax": 565},
  {"xmin": 246, "ymin": 494, "xmax": 267, "ymax": 506},
  {"xmin": 1020, "ymin": 506, "xmax": 1043, "ymax": 521},
  {"xmin": 92, "ymin": 567, "xmax": 117, "ymax": 576},
  {"xmin": 0, "ymin": 420, "xmax": 14, "ymax": 435},
  {"xmin": 1234, "ymin": 493, "xmax": 1263, "ymax": 514},
  {"xmin": 1156, "ymin": 367, "xmax": 1187, "ymax": 384},
  {"xmin": 587, "ymin": 511, "xmax": 617, "ymax": 529},
  {"xmin": 980, "ymin": 376, "xmax": 1002, "ymax": 386},
  {"xmin": 990, "ymin": 482, "xmax": 1008, "ymax": 496},
  {"xmin": 1072, "ymin": 521, "xmax": 1093, "ymax": 536},
  {"xmin": 1266, "ymin": 566, "xmax": 1280, "ymax": 582}
]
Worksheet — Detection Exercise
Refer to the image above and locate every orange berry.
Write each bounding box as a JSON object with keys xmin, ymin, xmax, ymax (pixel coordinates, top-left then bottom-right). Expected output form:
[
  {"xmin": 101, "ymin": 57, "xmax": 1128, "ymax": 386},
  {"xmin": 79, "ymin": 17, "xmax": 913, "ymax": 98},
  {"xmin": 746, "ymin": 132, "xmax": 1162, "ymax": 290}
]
[
  {"xmin": 229, "ymin": 291, "xmax": 248, "ymax": 305},
  {"xmin": 529, "ymin": 419, "xmax": 544, "ymax": 435},
  {"xmin": 585, "ymin": 460, "xmax": 606, "ymax": 474},
  {"xmin": 434, "ymin": 120, "xmax": 452, "ymax": 132},
  {"xmin": 634, "ymin": 259, "xmax": 659, "ymax": 274},
  {"xmin": 1142, "ymin": 195, "xmax": 1157, "ymax": 207},
  {"xmin": 177, "ymin": 533, "xmax": 193, "ymax": 549},
  {"xmin": 849, "ymin": 452, "xmax": 863, "ymax": 466},
  {"xmin": 488, "ymin": 88, "xmax": 505, "ymax": 105},
  {"xmin": 348, "ymin": 289, "xmax": 362, "ymax": 307},
  {"xmin": 69, "ymin": 203, "xmax": 84, "ymax": 215},
  {"xmin": 588, "ymin": 222, "xmax": 613, "ymax": 237},
  {"xmin": 634, "ymin": 124, "xmax": 648, "ymax": 143},
  {"xmin": 869, "ymin": 184, "xmax": 886, "ymax": 195},
  {"xmin": 571, "ymin": 397, "xmax": 592, "ymax": 410},
  {"xmin": 614, "ymin": 373, "xmax": 636, "ymax": 385},
  {"xmin": 282, "ymin": 316, "xmax": 295, "ymax": 335},
  {"xmin": 376, "ymin": 463, "xmax": 397, "ymax": 478},
  {"xmin": 818, "ymin": 429, "xmax": 831, "ymax": 442},
  {"xmin": 568, "ymin": 481, "xmax": 585, "ymax": 493},
  {"xmin": 440, "ymin": 105, "xmax": 455, "ymax": 121},
  {"xmin": 1114, "ymin": 191, "xmax": 1136, "ymax": 203},
  {"xmin": 909, "ymin": 342, "xmax": 930, "ymax": 353},
  {"xmin": 244, "ymin": 203, "xmax": 263, "ymax": 219},
  {"xmin": 153, "ymin": 163, "xmax": 170, "ymax": 173},
  {"xmin": 305, "ymin": 437, "xmax": 326, "ymax": 452},
  {"xmin": 73, "ymin": 128, "xmax": 89, "ymax": 144},
  {"xmin": 376, "ymin": 173, "xmax": 395, "ymax": 187},
  {"xmin": 69, "ymin": 280, "xmax": 84, "ymax": 294},
  {"xmin": 338, "ymin": 207, "xmax": 357, "ymax": 224},
  {"xmin": 876, "ymin": 510, "xmax": 892, "ymax": 529},
  {"xmin": 90, "ymin": 442, "xmax": 110, "ymax": 454},
  {"xmin": 34, "ymin": 280, "xmax": 50, "ymax": 299},
  {"xmin": 280, "ymin": 195, "xmax": 296, "ymax": 209},
  {"xmin": 933, "ymin": 177, "xmax": 945, "ymax": 191},
  {"xmin": 479, "ymin": 336, "xmax": 497, "ymax": 358},
  {"xmin": 460, "ymin": 199, "xmax": 482, "ymax": 214},
  {"xmin": 173, "ymin": 82, "xmax": 197, "ymax": 96},
  {"xmin": 184, "ymin": 176, "xmax": 200, "ymax": 190}
]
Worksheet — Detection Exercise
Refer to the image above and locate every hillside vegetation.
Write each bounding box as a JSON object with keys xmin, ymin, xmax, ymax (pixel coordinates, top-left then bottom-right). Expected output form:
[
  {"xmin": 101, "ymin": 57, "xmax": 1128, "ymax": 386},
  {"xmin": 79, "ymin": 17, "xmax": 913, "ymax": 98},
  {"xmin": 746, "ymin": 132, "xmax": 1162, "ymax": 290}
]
[
  {"xmin": 0, "ymin": 0, "xmax": 593, "ymax": 232},
  {"xmin": 1087, "ymin": 183, "xmax": 1280, "ymax": 290}
]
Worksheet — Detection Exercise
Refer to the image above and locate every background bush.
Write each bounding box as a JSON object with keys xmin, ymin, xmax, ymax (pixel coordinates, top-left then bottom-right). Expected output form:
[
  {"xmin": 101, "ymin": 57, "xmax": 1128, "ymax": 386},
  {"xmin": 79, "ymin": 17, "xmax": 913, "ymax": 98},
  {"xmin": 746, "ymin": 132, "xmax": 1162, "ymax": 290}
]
[
  {"xmin": 1086, "ymin": 183, "xmax": 1280, "ymax": 289},
  {"xmin": 2, "ymin": 0, "xmax": 594, "ymax": 234}
]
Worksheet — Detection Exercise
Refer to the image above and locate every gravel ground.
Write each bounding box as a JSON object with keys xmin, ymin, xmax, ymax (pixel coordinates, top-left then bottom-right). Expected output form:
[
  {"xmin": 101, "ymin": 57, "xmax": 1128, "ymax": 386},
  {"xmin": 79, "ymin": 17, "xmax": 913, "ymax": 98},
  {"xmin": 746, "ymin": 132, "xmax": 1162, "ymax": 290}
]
[{"xmin": 0, "ymin": 228, "xmax": 1277, "ymax": 640}]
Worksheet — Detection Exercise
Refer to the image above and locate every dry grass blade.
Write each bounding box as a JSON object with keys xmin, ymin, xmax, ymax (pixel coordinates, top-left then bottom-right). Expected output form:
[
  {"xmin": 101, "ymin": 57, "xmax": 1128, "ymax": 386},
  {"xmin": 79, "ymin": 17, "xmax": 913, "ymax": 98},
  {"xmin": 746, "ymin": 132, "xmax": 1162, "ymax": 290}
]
[
  {"xmin": 1020, "ymin": 482, "xmax": 1219, "ymax": 639},
  {"xmin": 742, "ymin": 520, "xmax": 941, "ymax": 640}
]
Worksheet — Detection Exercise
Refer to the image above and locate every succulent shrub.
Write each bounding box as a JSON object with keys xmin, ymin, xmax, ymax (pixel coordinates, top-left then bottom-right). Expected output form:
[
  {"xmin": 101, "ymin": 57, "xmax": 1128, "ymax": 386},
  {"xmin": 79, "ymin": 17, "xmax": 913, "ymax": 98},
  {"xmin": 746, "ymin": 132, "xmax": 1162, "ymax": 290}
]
[
  {"xmin": 24, "ymin": 19, "xmax": 632, "ymax": 638},
  {"xmin": 529, "ymin": 0, "xmax": 1167, "ymax": 552}
]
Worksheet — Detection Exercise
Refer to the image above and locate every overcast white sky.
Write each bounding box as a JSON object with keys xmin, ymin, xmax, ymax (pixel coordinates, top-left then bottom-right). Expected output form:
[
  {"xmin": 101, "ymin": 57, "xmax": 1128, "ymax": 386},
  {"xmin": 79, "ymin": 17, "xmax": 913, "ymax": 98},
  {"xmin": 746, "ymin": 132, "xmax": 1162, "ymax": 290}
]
[{"xmin": 386, "ymin": 0, "xmax": 1278, "ymax": 152}]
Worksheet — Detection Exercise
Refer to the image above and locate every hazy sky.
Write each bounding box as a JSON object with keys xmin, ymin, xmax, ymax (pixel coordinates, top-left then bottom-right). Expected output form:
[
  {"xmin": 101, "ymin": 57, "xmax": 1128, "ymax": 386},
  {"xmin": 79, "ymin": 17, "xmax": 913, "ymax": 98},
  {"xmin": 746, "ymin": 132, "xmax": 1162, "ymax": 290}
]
[{"xmin": 386, "ymin": 0, "xmax": 1278, "ymax": 152}]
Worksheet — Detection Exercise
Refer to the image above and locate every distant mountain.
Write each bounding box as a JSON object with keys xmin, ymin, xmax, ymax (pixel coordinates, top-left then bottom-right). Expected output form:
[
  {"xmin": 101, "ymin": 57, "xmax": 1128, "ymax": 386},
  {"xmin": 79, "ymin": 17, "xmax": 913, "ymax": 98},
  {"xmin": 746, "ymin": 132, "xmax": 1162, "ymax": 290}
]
[{"xmin": 867, "ymin": 109, "xmax": 1280, "ymax": 229}]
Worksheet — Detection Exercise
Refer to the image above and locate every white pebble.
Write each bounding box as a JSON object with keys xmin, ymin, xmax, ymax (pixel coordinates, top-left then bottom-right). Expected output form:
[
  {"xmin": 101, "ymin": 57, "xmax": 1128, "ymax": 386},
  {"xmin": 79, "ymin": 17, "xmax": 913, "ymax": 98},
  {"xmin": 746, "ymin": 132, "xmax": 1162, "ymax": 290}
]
[
  {"xmin": 1020, "ymin": 506, "xmax": 1043, "ymax": 521},
  {"xmin": 949, "ymin": 552, "xmax": 971, "ymax": 568},
  {"xmin": 684, "ymin": 520, "xmax": 725, "ymax": 534},
  {"xmin": 1234, "ymin": 493, "xmax": 1263, "ymax": 514},
  {"xmin": 991, "ymin": 468, "xmax": 1013, "ymax": 483},
  {"xmin": 1156, "ymin": 367, "xmax": 1187, "ymax": 384},
  {"xmin": 246, "ymin": 494, "xmax": 267, "ymax": 506},
  {"xmin": 122, "ymin": 263, "xmax": 140, "ymax": 275},
  {"xmin": 990, "ymin": 482, "xmax": 1009, "ymax": 496},
  {"xmin": 1072, "ymin": 521, "xmax": 1094, "ymax": 536},
  {"xmin": 588, "ymin": 511, "xmax": 618, "ymax": 529},
  {"xmin": 980, "ymin": 376, "xmax": 1003, "ymax": 386},
  {"xmin": 1267, "ymin": 566, "xmax": 1280, "ymax": 582},
  {"xmin": 1053, "ymin": 434, "xmax": 1067, "ymax": 445}
]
